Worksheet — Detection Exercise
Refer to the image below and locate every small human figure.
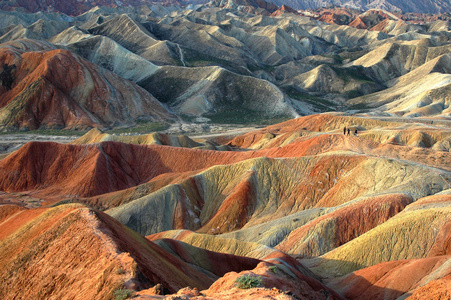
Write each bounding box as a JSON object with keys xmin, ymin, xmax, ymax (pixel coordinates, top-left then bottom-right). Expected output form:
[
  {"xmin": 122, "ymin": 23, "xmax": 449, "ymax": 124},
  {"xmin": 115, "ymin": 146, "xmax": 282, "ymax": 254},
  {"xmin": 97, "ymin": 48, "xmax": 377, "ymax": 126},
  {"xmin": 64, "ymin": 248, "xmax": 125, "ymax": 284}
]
[
  {"xmin": 347, "ymin": 128, "xmax": 350, "ymax": 136},
  {"xmin": 343, "ymin": 126, "xmax": 347, "ymax": 135},
  {"xmin": 354, "ymin": 129, "xmax": 358, "ymax": 136}
]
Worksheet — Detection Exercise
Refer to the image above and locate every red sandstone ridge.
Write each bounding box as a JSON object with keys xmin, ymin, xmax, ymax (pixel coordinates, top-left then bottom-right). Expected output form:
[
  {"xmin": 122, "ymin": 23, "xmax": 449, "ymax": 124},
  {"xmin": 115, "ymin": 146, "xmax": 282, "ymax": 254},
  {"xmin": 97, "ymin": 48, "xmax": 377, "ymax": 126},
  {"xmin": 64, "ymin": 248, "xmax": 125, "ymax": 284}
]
[
  {"xmin": 316, "ymin": 13, "xmax": 345, "ymax": 25},
  {"xmin": 271, "ymin": 5, "xmax": 299, "ymax": 17},
  {"xmin": 313, "ymin": 8, "xmax": 360, "ymax": 25},
  {"xmin": 312, "ymin": 8, "xmax": 399, "ymax": 28},
  {"xmin": 0, "ymin": 205, "xmax": 48, "ymax": 239},
  {"xmin": 0, "ymin": 47, "xmax": 173, "ymax": 130},
  {"xmin": 348, "ymin": 17, "xmax": 368, "ymax": 29},
  {"xmin": 226, "ymin": 114, "xmax": 451, "ymax": 170},
  {"xmin": 0, "ymin": 132, "xmax": 355, "ymax": 198}
]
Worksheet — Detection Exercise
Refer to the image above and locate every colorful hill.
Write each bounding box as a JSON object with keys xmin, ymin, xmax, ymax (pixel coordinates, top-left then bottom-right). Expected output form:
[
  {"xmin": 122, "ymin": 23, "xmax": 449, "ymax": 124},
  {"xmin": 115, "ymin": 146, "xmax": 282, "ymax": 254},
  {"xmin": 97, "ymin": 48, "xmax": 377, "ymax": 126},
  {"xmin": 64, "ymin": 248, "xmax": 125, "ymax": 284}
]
[
  {"xmin": 0, "ymin": 46, "xmax": 173, "ymax": 130},
  {"xmin": 0, "ymin": 113, "xmax": 450, "ymax": 299}
]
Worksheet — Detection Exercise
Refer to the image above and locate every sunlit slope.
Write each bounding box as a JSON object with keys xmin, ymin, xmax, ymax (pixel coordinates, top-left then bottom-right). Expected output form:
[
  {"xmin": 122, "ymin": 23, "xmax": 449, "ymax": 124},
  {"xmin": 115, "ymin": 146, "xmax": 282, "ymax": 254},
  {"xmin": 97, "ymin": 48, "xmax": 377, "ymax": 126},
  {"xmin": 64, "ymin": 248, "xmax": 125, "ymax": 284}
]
[
  {"xmin": 88, "ymin": 14, "xmax": 177, "ymax": 65},
  {"xmin": 226, "ymin": 114, "xmax": 451, "ymax": 170},
  {"xmin": 149, "ymin": 230, "xmax": 282, "ymax": 260},
  {"xmin": 138, "ymin": 65, "xmax": 296, "ymax": 120}
]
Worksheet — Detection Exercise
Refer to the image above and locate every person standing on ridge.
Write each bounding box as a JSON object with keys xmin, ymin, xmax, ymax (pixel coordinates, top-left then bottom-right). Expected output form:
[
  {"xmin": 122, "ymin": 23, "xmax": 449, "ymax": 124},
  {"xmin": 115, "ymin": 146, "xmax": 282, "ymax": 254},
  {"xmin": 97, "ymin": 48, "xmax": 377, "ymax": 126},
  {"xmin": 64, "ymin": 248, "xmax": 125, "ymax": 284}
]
[
  {"xmin": 343, "ymin": 126, "xmax": 347, "ymax": 135},
  {"xmin": 347, "ymin": 128, "xmax": 350, "ymax": 136},
  {"xmin": 354, "ymin": 129, "xmax": 358, "ymax": 136}
]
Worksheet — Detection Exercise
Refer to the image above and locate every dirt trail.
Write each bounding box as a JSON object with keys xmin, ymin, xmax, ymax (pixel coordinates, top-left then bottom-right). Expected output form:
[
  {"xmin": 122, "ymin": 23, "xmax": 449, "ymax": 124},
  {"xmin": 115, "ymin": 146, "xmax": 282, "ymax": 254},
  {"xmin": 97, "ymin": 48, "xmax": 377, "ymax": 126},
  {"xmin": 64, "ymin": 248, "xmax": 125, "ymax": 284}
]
[
  {"xmin": 189, "ymin": 127, "xmax": 260, "ymax": 140},
  {"xmin": 0, "ymin": 134, "xmax": 77, "ymax": 155}
]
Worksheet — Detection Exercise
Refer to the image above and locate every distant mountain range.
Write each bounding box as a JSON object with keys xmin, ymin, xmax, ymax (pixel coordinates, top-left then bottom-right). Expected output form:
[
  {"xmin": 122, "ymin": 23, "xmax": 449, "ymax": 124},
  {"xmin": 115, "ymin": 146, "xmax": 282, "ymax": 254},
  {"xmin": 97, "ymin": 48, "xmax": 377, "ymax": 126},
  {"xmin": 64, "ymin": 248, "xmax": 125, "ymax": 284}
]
[
  {"xmin": 1, "ymin": 0, "xmax": 451, "ymax": 14},
  {"xmin": 267, "ymin": 0, "xmax": 451, "ymax": 14}
]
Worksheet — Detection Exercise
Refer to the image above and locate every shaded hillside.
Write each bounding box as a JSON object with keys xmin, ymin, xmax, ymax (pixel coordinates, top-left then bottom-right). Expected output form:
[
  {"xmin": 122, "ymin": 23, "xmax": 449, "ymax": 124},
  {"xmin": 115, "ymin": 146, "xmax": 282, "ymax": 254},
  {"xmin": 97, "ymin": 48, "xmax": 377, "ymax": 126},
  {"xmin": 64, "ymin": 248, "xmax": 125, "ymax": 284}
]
[
  {"xmin": 88, "ymin": 14, "xmax": 180, "ymax": 66},
  {"xmin": 72, "ymin": 128, "xmax": 229, "ymax": 150},
  {"xmin": 138, "ymin": 65, "xmax": 296, "ymax": 121},
  {"xmin": 327, "ymin": 255, "xmax": 451, "ymax": 299},
  {"xmin": 65, "ymin": 35, "xmax": 161, "ymax": 83}
]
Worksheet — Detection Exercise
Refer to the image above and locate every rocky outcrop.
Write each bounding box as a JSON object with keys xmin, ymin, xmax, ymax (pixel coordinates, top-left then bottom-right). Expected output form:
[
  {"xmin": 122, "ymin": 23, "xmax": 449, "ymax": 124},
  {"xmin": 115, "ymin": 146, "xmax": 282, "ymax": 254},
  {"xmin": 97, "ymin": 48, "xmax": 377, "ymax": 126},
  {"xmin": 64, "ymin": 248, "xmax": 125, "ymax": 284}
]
[{"xmin": 203, "ymin": 262, "xmax": 342, "ymax": 300}]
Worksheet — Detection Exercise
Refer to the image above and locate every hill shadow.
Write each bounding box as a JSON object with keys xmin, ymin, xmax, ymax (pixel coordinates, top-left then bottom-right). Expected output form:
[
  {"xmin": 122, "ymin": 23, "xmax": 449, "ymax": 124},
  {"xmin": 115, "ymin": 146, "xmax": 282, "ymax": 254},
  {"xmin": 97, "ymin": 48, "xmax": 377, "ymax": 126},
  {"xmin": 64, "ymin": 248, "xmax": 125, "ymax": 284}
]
[{"xmin": 300, "ymin": 257, "xmax": 414, "ymax": 300}]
